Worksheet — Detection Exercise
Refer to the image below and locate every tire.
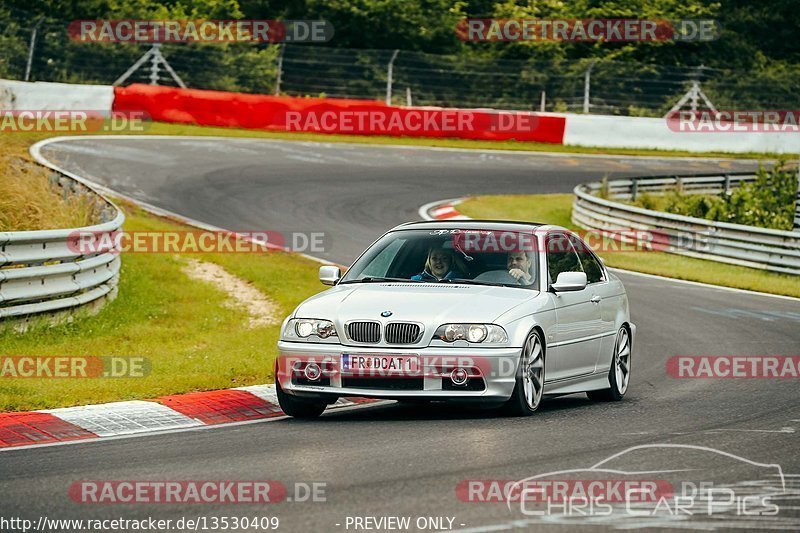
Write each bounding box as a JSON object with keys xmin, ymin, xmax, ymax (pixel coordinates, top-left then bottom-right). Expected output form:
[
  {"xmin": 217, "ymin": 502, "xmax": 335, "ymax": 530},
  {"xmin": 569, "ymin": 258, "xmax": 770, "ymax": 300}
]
[
  {"xmin": 276, "ymin": 380, "xmax": 327, "ymax": 418},
  {"xmin": 587, "ymin": 325, "xmax": 631, "ymax": 402},
  {"xmin": 502, "ymin": 330, "xmax": 545, "ymax": 416}
]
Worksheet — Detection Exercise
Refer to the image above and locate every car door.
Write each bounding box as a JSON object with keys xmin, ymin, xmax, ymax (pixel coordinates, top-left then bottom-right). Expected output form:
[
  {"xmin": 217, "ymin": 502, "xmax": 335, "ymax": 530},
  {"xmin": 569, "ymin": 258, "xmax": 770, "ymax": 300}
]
[
  {"xmin": 570, "ymin": 233, "xmax": 618, "ymax": 371},
  {"xmin": 545, "ymin": 232, "xmax": 603, "ymax": 381}
]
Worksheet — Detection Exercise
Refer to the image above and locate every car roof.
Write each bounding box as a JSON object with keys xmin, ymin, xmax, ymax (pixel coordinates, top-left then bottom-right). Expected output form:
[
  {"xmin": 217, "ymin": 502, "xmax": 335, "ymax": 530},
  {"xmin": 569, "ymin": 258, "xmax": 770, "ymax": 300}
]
[{"xmin": 392, "ymin": 219, "xmax": 565, "ymax": 233}]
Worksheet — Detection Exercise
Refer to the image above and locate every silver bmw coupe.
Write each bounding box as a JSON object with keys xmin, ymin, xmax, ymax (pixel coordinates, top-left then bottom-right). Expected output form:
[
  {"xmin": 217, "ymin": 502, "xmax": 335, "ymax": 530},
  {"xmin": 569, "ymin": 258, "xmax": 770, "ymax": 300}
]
[{"xmin": 276, "ymin": 220, "xmax": 635, "ymax": 418}]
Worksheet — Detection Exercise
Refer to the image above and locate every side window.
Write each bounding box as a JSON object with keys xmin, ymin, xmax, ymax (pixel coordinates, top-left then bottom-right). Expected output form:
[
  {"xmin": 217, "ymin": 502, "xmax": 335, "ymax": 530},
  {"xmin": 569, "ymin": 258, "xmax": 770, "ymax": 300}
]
[
  {"xmin": 546, "ymin": 233, "xmax": 583, "ymax": 284},
  {"xmin": 570, "ymin": 235, "xmax": 605, "ymax": 284}
]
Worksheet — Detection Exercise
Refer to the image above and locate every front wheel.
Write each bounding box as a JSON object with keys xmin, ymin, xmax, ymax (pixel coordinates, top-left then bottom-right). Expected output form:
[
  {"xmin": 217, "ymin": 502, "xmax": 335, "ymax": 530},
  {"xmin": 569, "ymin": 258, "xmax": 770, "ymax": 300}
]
[
  {"xmin": 587, "ymin": 326, "xmax": 631, "ymax": 402},
  {"xmin": 276, "ymin": 380, "xmax": 327, "ymax": 418},
  {"xmin": 502, "ymin": 330, "xmax": 545, "ymax": 416}
]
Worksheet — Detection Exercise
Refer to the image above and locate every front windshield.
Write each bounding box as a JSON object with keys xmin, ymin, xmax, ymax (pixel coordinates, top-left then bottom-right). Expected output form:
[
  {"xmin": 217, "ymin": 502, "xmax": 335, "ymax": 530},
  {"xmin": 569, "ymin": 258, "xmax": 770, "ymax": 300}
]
[{"xmin": 341, "ymin": 228, "xmax": 539, "ymax": 289}]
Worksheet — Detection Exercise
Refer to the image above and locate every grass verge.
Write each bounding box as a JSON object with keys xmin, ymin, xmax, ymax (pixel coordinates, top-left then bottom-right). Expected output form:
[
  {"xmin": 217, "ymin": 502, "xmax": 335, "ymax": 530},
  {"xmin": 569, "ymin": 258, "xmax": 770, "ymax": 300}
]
[
  {"xmin": 458, "ymin": 194, "xmax": 800, "ymax": 298},
  {"xmin": 0, "ymin": 201, "xmax": 326, "ymax": 411},
  {"xmin": 0, "ymin": 152, "xmax": 98, "ymax": 231}
]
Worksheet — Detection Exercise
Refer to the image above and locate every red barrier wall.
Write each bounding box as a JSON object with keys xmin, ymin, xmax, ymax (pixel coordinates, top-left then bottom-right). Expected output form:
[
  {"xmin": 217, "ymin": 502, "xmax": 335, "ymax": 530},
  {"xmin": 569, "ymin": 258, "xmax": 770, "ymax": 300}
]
[{"xmin": 114, "ymin": 84, "xmax": 566, "ymax": 144}]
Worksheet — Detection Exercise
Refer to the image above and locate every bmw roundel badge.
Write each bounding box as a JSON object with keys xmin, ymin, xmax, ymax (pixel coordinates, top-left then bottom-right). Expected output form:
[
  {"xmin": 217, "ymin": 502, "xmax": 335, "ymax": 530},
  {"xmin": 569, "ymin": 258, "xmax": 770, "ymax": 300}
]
[{"xmin": 381, "ymin": 311, "xmax": 393, "ymax": 317}]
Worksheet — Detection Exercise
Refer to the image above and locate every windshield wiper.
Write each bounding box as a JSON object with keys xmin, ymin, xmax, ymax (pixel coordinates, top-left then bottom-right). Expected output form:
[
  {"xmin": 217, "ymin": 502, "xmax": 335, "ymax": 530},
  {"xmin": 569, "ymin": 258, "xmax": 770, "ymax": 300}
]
[{"xmin": 340, "ymin": 277, "xmax": 421, "ymax": 284}]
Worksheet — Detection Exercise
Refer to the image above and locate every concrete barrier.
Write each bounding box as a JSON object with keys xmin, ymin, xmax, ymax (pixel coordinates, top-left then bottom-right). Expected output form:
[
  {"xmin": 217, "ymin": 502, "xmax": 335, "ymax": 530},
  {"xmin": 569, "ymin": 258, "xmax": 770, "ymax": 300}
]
[{"xmin": 0, "ymin": 79, "xmax": 114, "ymax": 112}]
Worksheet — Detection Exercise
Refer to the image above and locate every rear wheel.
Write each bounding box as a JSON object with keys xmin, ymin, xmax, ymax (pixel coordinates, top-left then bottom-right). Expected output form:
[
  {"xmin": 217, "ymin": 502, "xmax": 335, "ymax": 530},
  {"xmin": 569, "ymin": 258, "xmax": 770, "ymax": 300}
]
[
  {"xmin": 502, "ymin": 330, "xmax": 545, "ymax": 416},
  {"xmin": 276, "ymin": 380, "xmax": 327, "ymax": 418},
  {"xmin": 587, "ymin": 326, "xmax": 630, "ymax": 402}
]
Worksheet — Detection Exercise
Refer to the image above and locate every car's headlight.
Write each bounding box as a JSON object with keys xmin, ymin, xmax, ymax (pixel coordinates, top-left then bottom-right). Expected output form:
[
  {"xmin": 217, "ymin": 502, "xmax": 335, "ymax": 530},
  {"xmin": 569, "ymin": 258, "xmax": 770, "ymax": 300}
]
[
  {"xmin": 433, "ymin": 323, "xmax": 508, "ymax": 344},
  {"xmin": 282, "ymin": 319, "xmax": 338, "ymax": 341}
]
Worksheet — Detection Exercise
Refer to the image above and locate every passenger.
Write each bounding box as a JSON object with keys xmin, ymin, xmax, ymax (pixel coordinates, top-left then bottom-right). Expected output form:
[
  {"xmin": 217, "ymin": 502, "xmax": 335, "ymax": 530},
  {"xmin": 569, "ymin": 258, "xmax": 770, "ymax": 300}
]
[
  {"xmin": 411, "ymin": 247, "xmax": 461, "ymax": 281},
  {"xmin": 507, "ymin": 251, "xmax": 534, "ymax": 285}
]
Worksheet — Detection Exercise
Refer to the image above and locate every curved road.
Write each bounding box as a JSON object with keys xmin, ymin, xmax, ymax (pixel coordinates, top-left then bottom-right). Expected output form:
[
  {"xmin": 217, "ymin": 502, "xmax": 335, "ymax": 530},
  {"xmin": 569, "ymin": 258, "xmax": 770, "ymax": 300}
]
[{"xmin": 2, "ymin": 137, "xmax": 798, "ymax": 531}]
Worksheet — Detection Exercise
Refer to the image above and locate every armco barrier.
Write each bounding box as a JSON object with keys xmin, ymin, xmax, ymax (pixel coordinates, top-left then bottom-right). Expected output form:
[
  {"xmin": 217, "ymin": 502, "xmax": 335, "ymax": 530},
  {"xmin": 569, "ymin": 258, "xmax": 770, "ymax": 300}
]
[
  {"xmin": 0, "ymin": 168, "xmax": 124, "ymax": 321},
  {"xmin": 572, "ymin": 173, "xmax": 800, "ymax": 275},
  {"xmin": 112, "ymin": 84, "xmax": 567, "ymax": 143}
]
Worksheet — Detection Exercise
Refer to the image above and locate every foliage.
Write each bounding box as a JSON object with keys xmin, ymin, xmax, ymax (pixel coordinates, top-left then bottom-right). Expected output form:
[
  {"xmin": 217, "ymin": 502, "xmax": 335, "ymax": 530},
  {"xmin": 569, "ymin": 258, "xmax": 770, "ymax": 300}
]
[
  {"xmin": 637, "ymin": 164, "xmax": 798, "ymax": 230},
  {"xmin": 0, "ymin": 0, "xmax": 797, "ymax": 112}
]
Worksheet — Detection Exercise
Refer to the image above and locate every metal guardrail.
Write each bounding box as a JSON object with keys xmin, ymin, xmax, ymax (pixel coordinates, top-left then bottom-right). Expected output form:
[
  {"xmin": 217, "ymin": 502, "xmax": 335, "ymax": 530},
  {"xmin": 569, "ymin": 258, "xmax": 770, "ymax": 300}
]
[
  {"xmin": 0, "ymin": 169, "xmax": 124, "ymax": 320},
  {"xmin": 572, "ymin": 172, "xmax": 800, "ymax": 276}
]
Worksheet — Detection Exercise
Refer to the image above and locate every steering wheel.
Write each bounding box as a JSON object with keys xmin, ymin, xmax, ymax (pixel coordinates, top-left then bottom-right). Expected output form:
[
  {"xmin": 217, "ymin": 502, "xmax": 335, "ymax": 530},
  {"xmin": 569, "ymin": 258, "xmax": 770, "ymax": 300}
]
[{"xmin": 473, "ymin": 270, "xmax": 520, "ymax": 284}]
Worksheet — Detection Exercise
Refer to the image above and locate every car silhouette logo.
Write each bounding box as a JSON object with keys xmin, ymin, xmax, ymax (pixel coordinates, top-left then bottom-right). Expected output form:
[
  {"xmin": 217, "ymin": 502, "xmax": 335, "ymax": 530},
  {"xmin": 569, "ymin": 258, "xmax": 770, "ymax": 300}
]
[{"xmin": 381, "ymin": 311, "xmax": 393, "ymax": 317}]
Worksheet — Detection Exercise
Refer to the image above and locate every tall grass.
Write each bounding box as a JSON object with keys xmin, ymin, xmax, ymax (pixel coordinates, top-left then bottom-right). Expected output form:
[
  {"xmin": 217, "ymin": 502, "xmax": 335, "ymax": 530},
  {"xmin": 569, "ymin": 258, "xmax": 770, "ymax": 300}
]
[{"xmin": 0, "ymin": 152, "xmax": 98, "ymax": 231}]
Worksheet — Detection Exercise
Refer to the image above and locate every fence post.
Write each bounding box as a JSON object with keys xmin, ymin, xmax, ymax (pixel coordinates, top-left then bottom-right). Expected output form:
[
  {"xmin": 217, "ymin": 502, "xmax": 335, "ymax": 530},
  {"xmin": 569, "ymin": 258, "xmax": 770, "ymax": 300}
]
[
  {"xmin": 723, "ymin": 174, "xmax": 731, "ymax": 194},
  {"xmin": 24, "ymin": 18, "xmax": 44, "ymax": 81},
  {"xmin": 406, "ymin": 87, "xmax": 412, "ymax": 106},
  {"xmin": 274, "ymin": 44, "xmax": 284, "ymax": 96},
  {"xmin": 386, "ymin": 49, "xmax": 399, "ymax": 105},
  {"xmin": 631, "ymin": 179, "xmax": 638, "ymax": 202},
  {"xmin": 583, "ymin": 61, "xmax": 596, "ymax": 114},
  {"xmin": 540, "ymin": 91, "xmax": 546, "ymax": 112}
]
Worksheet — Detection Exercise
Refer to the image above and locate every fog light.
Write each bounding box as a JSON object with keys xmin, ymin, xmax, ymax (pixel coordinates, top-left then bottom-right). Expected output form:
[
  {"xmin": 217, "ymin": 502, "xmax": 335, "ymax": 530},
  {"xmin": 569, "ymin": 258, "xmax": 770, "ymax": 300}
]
[
  {"xmin": 304, "ymin": 362, "xmax": 322, "ymax": 381},
  {"xmin": 451, "ymin": 367, "xmax": 469, "ymax": 386}
]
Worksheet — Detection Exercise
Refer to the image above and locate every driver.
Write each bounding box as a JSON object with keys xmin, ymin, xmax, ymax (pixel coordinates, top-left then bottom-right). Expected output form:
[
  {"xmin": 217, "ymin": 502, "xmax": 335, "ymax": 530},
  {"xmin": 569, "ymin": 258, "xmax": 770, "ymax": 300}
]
[
  {"xmin": 507, "ymin": 251, "xmax": 534, "ymax": 285},
  {"xmin": 411, "ymin": 246, "xmax": 461, "ymax": 281}
]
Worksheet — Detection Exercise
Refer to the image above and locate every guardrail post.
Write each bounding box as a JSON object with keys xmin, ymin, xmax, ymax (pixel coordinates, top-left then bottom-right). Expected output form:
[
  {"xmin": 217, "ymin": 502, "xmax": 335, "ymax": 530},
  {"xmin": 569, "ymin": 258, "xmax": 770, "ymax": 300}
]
[
  {"xmin": 723, "ymin": 174, "xmax": 731, "ymax": 194},
  {"xmin": 794, "ymin": 166, "xmax": 800, "ymax": 231},
  {"xmin": 675, "ymin": 176, "xmax": 683, "ymax": 193},
  {"xmin": 631, "ymin": 179, "xmax": 638, "ymax": 202}
]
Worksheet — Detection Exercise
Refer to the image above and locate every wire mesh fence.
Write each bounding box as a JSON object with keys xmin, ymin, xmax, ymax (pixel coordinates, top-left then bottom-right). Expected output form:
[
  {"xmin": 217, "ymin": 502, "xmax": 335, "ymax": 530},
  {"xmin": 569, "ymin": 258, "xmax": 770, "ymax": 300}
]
[{"xmin": 3, "ymin": 19, "xmax": 799, "ymax": 117}]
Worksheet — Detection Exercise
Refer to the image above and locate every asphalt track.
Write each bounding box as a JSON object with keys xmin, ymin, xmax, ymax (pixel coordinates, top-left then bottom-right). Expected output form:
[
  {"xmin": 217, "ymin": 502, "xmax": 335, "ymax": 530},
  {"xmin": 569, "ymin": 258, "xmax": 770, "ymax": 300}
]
[{"xmin": 2, "ymin": 137, "xmax": 799, "ymax": 532}]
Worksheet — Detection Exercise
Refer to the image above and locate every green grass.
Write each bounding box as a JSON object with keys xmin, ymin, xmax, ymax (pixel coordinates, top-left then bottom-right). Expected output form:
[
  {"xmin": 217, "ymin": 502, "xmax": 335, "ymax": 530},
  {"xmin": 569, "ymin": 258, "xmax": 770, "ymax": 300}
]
[
  {"xmin": 458, "ymin": 194, "xmax": 800, "ymax": 298},
  {"xmin": 0, "ymin": 202, "xmax": 326, "ymax": 411}
]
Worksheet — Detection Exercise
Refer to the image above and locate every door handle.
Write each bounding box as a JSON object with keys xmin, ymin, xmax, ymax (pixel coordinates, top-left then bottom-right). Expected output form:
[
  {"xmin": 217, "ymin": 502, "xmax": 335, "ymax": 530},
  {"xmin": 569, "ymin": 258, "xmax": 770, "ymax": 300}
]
[{"xmin": 590, "ymin": 295, "xmax": 601, "ymax": 304}]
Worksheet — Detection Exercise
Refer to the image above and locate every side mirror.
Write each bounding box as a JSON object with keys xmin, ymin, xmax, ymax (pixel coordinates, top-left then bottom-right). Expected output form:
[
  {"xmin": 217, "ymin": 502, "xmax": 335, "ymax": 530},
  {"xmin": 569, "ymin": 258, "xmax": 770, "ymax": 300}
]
[
  {"xmin": 319, "ymin": 265, "xmax": 341, "ymax": 286},
  {"xmin": 551, "ymin": 271, "xmax": 587, "ymax": 292}
]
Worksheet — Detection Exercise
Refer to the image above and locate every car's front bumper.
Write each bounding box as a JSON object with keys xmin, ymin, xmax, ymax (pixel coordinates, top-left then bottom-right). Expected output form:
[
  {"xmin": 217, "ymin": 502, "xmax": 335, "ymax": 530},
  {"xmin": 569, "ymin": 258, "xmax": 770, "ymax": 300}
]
[{"xmin": 276, "ymin": 341, "xmax": 521, "ymax": 403}]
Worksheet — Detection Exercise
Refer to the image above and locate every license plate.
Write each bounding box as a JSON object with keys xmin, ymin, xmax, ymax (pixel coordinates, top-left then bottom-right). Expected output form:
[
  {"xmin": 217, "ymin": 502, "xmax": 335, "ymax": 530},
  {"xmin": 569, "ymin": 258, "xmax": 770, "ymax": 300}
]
[{"xmin": 341, "ymin": 354, "xmax": 419, "ymax": 374}]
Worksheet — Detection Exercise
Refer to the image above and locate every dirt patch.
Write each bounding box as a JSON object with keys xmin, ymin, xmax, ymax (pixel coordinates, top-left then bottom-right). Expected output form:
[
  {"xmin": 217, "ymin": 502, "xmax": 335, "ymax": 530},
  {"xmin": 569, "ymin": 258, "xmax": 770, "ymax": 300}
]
[{"xmin": 182, "ymin": 259, "xmax": 280, "ymax": 328}]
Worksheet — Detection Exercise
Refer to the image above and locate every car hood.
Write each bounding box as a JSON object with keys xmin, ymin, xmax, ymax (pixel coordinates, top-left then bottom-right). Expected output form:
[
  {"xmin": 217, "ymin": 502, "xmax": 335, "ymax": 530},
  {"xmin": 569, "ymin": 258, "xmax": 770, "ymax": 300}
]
[{"xmin": 294, "ymin": 282, "xmax": 538, "ymax": 324}]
